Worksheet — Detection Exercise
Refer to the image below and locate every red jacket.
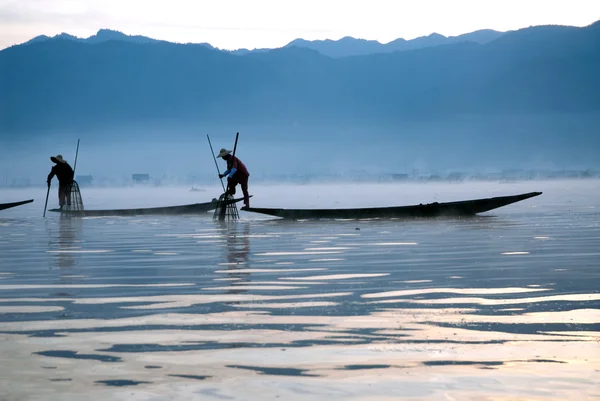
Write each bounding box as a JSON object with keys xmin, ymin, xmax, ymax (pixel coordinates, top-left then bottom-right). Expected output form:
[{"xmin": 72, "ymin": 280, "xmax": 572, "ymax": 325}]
[{"xmin": 226, "ymin": 155, "xmax": 249, "ymax": 177}]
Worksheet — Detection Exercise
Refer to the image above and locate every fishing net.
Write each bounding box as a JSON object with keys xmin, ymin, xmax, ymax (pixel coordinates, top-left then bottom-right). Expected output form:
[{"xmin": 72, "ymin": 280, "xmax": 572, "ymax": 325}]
[
  {"xmin": 212, "ymin": 193, "xmax": 239, "ymax": 221},
  {"xmin": 65, "ymin": 180, "xmax": 84, "ymax": 211}
]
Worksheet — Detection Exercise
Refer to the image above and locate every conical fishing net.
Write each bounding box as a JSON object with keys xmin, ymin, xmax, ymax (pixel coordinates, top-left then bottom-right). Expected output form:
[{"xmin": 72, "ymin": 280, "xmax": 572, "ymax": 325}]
[{"xmin": 65, "ymin": 180, "xmax": 84, "ymax": 211}]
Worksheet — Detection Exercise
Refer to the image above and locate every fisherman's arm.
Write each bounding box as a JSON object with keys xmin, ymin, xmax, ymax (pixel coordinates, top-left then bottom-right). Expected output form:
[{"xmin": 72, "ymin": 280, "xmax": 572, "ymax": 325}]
[
  {"xmin": 226, "ymin": 158, "xmax": 239, "ymax": 178},
  {"xmin": 219, "ymin": 168, "xmax": 237, "ymax": 179},
  {"xmin": 219, "ymin": 168, "xmax": 230, "ymax": 179},
  {"xmin": 47, "ymin": 168, "xmax": 56, "ymax": 185}
]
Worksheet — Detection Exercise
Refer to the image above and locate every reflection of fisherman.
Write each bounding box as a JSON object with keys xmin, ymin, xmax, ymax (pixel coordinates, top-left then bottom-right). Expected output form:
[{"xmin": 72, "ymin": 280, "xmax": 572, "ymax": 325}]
[
  {"xmin": 47, "ymin": 155, "xmax": 74, "ymax": 209},
  {"xmin": 217, "ymin": 148, "xmax": 250, "ymax": 208},
  {"xmin": 226, "ymin": 223, "xmax": 251, "ymax": 266},
  {"xmin": 57, "ymin": 215, "xmax": 77, "ymax": 272},
  {"xmin": 223, "ymin": 222, "xmax": 251, "ymax": 295}
]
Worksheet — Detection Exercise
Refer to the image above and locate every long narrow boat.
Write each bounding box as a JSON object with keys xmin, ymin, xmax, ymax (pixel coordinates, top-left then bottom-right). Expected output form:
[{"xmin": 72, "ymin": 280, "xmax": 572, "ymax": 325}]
[
  {"xmin": 0, "ymin": 199, "xmax": 34, "ymax": 211},
  {"xmin": 48, "ymin": 196, "xmax": 247, "ymax": 217},
  {"xmin": 241, "ymin": 192, "xmax": 542, "ymax": 220}
]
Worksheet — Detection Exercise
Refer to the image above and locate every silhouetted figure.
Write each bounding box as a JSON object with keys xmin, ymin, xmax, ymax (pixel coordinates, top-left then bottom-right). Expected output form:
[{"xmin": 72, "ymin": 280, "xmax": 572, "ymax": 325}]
[
  {"xmin": 47, "ymin": 155, "xmax": 74, "ymax": 209},
  {"xmin": 217, "ymin": 148, "xmax": 250, "ymax": 208}
]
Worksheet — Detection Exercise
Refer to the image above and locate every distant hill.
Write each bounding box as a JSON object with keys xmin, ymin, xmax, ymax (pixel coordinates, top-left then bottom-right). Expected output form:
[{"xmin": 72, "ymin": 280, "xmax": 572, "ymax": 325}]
[
  {"xmin": 22, "ymin": 29, "xmax": 217, "ymax": 49},
  {"xmin": 24, "ymin": 29, "xmax": 160, "ymax": 45},
  {"xmin": 285, "ymin": 29, "xmax": 507, "ymax": 57},
  {"xmin": 1, "ymin": 21, "xmax": 599, "ymax": 134}
]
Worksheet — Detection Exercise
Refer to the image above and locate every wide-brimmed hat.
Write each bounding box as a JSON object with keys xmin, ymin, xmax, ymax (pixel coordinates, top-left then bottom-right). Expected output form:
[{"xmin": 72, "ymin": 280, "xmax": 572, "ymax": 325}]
[
  {"xmin": 50, "ymin": 155, "xmax": 66, "ymax": 164},
  {"xmin": 217, "ymin": 148, "xmax": 232, "ymax": 158}
]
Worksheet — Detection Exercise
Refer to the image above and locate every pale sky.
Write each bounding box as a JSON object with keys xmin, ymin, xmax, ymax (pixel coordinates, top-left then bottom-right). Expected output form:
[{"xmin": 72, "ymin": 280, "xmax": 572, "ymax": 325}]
[{"xmin": 1, "ymin": 0, "xmax": 599, "ymax": 50}]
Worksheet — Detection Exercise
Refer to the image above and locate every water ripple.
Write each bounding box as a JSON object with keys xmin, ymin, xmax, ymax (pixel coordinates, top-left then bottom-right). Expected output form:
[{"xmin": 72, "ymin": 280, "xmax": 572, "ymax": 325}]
[{"xmin": 1, "ymin": 181, "xmax": 599, "ymax": 400}]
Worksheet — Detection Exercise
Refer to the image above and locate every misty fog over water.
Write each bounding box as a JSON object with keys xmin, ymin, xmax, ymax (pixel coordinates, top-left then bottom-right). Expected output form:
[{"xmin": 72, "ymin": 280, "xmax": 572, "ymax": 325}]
[{"xmin": 2, "ymin": 112, "xmax": 600, "ymax": 188}]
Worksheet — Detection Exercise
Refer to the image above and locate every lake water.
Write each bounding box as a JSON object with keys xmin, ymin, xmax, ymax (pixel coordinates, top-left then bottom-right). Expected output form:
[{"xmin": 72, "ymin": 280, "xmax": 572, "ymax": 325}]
[{"xmin": 1, "ymin": 180, "xmax": 599, "ymax": 400}]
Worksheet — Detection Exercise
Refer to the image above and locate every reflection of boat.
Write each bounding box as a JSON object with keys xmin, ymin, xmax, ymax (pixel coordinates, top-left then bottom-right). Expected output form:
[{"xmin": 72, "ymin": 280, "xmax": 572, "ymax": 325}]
[
  {"xmin": 0, "ymin": 199, "xmax": 34, "ymax": 211},
  {"xmin": 242, "ymin": 192, "xmax": 542, "ymax": 220},
  {"xmin": 48, "ymin": 197, "xmax": 246, "ymax": 217}
]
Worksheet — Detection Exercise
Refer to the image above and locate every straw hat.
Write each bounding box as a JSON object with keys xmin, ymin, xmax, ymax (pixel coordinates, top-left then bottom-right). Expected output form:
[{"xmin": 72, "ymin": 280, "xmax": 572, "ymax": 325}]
[
  {"xmin": 50, "ymin": 155, "xmax": 67, "ymax": 164},
  {"xmin": 217, "ymin": 148, "xmax": 232, "ymax": 158}
]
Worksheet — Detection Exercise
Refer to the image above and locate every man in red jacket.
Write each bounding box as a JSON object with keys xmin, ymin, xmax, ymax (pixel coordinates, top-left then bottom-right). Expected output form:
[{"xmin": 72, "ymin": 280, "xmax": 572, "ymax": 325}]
[{"xmin": 218, "ymin": 148, "xmax": 250, "ymax": 208}]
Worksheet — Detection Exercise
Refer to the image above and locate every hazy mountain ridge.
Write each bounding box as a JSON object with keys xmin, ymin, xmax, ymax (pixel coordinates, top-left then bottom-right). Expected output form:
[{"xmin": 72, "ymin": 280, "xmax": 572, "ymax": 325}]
[
  {"xmin": 1, "ymin": 21, "xmax": 599, "ymax": 135},
  {"xmin": 283, "ymin": 29, "xmax": 506, "ymax": 57},
  {"xmin": 18, "ymin": 27, "xmax": 506, "ymax": 57},
  {"xmin": 26, "ymin": 29, "xmax": 173, "ymax": 46}
]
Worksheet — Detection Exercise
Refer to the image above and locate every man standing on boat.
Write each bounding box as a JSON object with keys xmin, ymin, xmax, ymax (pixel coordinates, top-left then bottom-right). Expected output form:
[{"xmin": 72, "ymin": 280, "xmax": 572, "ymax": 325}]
[
  {"xmin": 217, "ymin": 148, "xmax": 250, "ymax": 208},
  {"xmin": 47, "ymin": 155, "xmax": 74, "ymax": 209}
]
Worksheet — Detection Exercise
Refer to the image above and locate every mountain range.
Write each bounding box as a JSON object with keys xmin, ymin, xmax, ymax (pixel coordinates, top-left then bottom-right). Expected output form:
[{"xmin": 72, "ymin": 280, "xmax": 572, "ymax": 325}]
[
  {"xmin": 280, "ymin": 29, "xmax": 505, "ymax": 58},
  {"xmin": 18, "ymin": 28, "xmax": 506, "ymax": 58},
  {"xmin": 1, "ymin": 21, "xmax": 599, "ymax": 135}
]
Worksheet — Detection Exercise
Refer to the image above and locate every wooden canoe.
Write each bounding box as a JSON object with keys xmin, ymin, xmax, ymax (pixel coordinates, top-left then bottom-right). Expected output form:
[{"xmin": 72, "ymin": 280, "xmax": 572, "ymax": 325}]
[
  {"xmin": 241, "ymin": 192, "xmax": 542, "ymax": 220},
  {"xmin": 48, "ymin": 196, "xmax": 247, "ymax": 217},
  {"xmin": 0, "ymin": 199, "xmax": 34, "ymax": 211}
]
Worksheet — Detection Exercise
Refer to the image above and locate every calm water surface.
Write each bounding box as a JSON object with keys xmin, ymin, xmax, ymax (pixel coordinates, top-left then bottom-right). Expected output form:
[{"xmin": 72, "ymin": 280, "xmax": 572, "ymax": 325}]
[{"xmin": 0, "ymin": 180, "xmax": 599, "ymax": 400}]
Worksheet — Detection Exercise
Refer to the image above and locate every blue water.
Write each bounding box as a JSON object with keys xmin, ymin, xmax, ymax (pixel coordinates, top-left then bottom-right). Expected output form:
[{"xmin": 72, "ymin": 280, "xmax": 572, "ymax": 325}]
[{"xmin": 0, "ymin": 180, "xmax": 599, "ymax": 400}]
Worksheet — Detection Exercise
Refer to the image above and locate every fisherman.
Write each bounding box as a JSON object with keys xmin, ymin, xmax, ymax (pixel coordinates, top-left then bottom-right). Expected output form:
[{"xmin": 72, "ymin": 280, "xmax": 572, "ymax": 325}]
[
  {"xmin": 217, "ymin": 148, "xmax": 250, "ymax": 208},
  {"xmin": 47, "ymin": 155, "xmax": 75, "ymax": 209}
]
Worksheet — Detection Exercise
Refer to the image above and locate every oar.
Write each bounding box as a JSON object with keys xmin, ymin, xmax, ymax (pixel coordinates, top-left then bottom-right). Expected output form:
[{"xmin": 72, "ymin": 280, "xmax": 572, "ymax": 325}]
[
  {"xmin": 43, "ymin": 184, "xmax": 50, "ymax": 217},
  {"xmin": 207, "ymin": 134, "xmax": 226, "ymax": 193}
]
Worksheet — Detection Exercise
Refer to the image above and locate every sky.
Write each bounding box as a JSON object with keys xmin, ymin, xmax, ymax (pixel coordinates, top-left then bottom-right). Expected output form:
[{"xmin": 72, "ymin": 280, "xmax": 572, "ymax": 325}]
[{"xmin": 1, "ymin": 0, "xmax": 600, "ymax": 50}]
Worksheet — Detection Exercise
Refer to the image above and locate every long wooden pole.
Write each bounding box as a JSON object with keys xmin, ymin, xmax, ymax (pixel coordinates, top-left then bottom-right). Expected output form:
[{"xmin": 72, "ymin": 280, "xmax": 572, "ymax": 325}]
[
  {"xmin": 73, "ymin": 139, "xmax": 80, "ymax": 176},
  {"xmin": 219, "ymin": 132, "xmax": 240, "ymax": 221},
  {"xmin": 232, "ymin": 132, "xmax": 239, "ymax": 159},
  {"xmin": 207, "ymin": 134, "xmax": 226, "ymax": 192}
]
